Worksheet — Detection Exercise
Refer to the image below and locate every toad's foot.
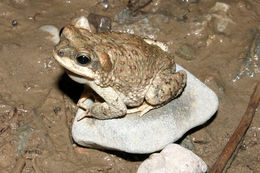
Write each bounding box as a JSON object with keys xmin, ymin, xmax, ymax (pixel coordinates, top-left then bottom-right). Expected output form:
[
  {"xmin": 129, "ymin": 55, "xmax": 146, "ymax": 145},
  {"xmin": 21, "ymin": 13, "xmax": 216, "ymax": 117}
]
[
  {"xmin": 77, "ymin": 91, "xmax": 90, "ymax": 111},
  {"xmin": 77, "ymin": 109, "xmax": 91, "ymax": 121},
  {"xmin": 127, "ymin": 102, "xmax": 154, "ymax": 117},
  {"xmin": 77, "ymin": 88, "xmax": 100, "ymax": 111}
]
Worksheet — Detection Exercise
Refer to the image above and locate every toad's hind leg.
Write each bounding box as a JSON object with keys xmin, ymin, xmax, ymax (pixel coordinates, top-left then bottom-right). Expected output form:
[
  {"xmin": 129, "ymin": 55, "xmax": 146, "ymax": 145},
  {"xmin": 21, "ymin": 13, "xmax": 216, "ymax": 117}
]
[
  {"xmin": 145, "ymin": 64, "xmax": 187, "ymax": 106},
  {"xmin": 127, "ymin": 102, "xmax": 154, "ymax": 117}
]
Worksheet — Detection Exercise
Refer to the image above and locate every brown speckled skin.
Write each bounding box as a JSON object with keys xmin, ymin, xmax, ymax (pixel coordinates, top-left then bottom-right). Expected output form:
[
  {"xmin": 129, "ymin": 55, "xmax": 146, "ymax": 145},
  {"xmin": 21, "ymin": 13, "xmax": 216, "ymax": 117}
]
[{"xmin": 54, "ymin": 25, "xmax": 186, "ymax": 119}]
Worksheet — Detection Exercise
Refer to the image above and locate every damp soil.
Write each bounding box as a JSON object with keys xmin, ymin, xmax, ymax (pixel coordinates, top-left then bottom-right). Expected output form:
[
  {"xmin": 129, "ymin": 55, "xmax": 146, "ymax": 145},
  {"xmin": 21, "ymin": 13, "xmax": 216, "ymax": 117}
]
[{"xmin": 0, "ymin": 0, "xmax": 260, "ymax": 172}]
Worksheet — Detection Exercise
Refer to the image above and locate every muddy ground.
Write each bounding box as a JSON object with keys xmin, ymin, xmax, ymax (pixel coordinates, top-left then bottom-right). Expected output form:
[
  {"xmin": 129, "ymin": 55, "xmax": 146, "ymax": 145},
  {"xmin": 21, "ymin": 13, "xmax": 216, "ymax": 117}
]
[{"xmin": 0, "ymin": 0, "xmax": 260, "ymax": 172}]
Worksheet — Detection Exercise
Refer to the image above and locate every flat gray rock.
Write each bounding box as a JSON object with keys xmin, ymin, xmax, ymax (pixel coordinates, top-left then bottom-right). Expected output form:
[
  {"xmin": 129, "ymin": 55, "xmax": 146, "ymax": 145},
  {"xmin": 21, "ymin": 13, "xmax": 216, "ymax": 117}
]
[{"xmin": 72, "ymin": 64, "xmax": 218, "ymax": 154}]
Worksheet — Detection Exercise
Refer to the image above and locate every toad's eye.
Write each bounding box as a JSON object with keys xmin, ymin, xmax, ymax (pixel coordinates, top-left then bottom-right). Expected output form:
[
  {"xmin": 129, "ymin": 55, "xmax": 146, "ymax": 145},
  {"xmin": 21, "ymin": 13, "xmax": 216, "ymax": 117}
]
[
  {"xmin": 57, "ymin": 49, "xmax": 64, "ymax": 56},
  {"xmin": 76, "ymin": 54, "xmax": 91, "ymax": 65}
]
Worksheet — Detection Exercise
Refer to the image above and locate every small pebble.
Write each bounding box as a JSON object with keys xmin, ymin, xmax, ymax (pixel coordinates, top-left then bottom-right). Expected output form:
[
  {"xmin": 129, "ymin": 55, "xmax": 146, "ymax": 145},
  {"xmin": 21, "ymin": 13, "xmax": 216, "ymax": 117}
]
[
  {"xmin": 11, "ymin": 20, "xmax": 18, "ymax": 26},
  {"xmin": 209, "ymin": 2, "xmax": 235, "ymax": 33},
  {"xmin": 175, "ymin": 44, "xmax": 196, "ymax": 60},
  {"xmin": 101, "ymin": 0, "xmax": 110, "ymax": 9},
  {"xmin": 40, "ymin": 25, "xmax": 60, "ymax": 44},
  {"xmin": 87, "ymin": 13, "xmax": 111, "ymax": 33},
  {"xmin": 137, "ymin": 144, "xmax": 207, "ymax": 173},
  {"xmin": 72, "ymin": 16, "xmax": 91, "ymax": 31}
]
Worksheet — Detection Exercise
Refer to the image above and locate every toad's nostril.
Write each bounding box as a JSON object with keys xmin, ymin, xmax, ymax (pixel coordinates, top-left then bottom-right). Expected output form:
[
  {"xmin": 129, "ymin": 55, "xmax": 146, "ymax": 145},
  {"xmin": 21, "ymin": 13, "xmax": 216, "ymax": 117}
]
[{"xmin": 57, "ymin": 49, "xmax": 64, "ymax": 57}]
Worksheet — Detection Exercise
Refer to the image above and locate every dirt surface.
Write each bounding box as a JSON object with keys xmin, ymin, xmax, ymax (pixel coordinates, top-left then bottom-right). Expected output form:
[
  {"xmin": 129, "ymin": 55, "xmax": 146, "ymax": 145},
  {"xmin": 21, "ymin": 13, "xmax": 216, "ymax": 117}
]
[{"xmin": 0, "ymin": 0, "xmax": 260, "ymax": 172}]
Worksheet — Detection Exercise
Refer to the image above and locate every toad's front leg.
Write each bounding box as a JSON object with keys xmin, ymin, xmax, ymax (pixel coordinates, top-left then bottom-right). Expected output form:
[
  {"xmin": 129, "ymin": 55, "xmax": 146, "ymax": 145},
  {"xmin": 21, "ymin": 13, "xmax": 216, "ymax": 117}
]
[{"xmin": 78, "ymin": 82, "xmax": 127, "ymax": 120}]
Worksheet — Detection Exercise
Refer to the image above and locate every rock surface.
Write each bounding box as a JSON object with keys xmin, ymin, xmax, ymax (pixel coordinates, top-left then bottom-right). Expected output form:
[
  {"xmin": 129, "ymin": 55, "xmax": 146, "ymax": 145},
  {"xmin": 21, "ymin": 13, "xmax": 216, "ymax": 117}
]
[
  {"xmin": 72, "ymin": 64, "xmax": 218, "ymax": 153},
  {"xmin": 137, "ymin": 144, "xmax": 207, "ymax": 173}
]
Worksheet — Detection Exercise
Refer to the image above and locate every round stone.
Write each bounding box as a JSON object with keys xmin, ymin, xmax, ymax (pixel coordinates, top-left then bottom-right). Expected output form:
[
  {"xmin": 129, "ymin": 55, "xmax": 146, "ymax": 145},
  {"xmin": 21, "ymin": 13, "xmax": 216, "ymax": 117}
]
[{"xmin": 72, "ymin": 64, "xmax": 218, "ymax": 153}]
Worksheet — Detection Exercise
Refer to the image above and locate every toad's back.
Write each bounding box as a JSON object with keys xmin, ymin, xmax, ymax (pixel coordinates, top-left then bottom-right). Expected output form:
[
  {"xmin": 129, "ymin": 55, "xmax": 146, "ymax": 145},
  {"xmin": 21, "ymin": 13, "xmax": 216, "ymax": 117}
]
[{"xmin": 92, "ymin": 32, "xmax": 176, "ymax": 105}]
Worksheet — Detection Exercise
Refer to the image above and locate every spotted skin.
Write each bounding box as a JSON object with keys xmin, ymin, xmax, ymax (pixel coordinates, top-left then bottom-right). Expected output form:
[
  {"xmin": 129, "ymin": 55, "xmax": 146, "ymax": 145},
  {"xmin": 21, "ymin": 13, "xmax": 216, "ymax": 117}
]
[{"xmin": 53, "ymin": 25, "xmax": 187, "ymax": 119}]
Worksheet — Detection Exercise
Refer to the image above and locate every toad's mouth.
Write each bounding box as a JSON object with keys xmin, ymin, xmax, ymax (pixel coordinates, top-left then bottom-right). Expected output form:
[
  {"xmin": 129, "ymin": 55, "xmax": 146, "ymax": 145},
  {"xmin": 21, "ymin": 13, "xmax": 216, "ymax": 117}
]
[{"xmin": 53, "ymin": 50, "xmax": 95, "ymax": 80}]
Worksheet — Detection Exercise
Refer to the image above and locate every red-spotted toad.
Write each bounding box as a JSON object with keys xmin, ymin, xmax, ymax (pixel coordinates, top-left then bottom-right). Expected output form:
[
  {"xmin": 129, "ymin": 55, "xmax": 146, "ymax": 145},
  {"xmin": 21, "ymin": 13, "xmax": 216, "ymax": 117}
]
[{"xmin": 53, "ymin": 25, "xmax": 186, "ymax": 119}]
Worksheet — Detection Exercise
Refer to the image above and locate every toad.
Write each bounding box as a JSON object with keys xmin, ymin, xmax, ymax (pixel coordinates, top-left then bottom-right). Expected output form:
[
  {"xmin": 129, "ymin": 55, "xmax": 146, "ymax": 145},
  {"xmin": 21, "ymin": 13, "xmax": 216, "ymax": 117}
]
[{"xmin": 53, "ymin": 24, "xmax": 187, "ymax": 120}]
